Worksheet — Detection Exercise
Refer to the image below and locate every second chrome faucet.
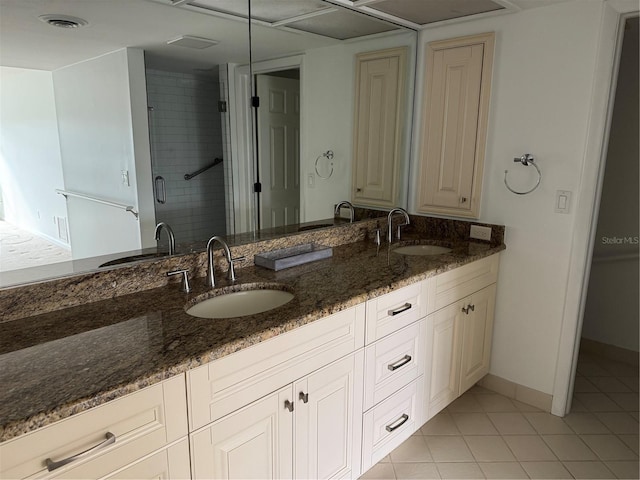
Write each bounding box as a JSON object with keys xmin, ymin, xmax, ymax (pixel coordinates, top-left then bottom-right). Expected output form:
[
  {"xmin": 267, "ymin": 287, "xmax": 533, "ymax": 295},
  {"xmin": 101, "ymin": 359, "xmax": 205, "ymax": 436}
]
[
  {"xmin": 206, "ymin": 236, "xmax": 244, "ymax": 287},
  {"xmin": 387, "ymin": 208, "xmax": 410, "ymax": 243}
]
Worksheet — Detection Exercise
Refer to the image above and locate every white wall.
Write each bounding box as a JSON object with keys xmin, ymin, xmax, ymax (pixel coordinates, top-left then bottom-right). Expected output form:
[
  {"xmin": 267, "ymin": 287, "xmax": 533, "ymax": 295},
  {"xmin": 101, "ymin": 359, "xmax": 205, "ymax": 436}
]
[
  {"xmin": 0, "ymin": 67, "xmax": 68, "ymax": 245},
  {"xmin": 53, "ymin": 48, "xmax": 147, "ymax": 259},
  {"xmin": 301, "ymin": 31, "xmax": 416, "ymax": 221},
  {"xmin": 581, "ymin": 17, "xmax": 639, "ymax": 352},
  {"xmin": 410, "ymin": 1, "xmax": 605, "ymax": 395}
]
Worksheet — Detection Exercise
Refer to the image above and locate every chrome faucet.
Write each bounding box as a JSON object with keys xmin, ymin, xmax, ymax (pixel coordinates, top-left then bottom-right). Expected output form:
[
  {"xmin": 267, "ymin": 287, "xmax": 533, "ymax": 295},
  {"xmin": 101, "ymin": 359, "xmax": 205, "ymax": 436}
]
[
  {"xmin": 334, "ymin": 201, "xmax": 355, "ymax": 223},
  {"xmin": 154, "ymin": 222, "xmax": 175, "ymax": 255},
  {"xmin": 206, "ymin": 236, "xmax": 242, "ymax": 287},
  {"xmin": 387, "ymin": 208, "xmax": 410, "ymax": 243}
]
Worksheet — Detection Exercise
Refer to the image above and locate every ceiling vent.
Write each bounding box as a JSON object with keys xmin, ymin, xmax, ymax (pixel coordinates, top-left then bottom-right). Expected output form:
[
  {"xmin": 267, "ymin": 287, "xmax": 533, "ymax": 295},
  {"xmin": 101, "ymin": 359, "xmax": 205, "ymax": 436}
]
[
  {"xmin": 38, "ymin": 14, "xmax": 88, "ymax": 29},
  {"xmin": 167, "ymin": 35, "xmax": 219, "ymax": 49}
]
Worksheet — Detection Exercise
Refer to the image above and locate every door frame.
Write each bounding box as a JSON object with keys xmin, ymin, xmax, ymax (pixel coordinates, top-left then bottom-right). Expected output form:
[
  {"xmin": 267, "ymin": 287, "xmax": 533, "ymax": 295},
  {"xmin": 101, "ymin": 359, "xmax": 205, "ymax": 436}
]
[
  {"xmin": 231, "ymin": 55, "xmax": 304, "ymax": 233},
  {"xmin": 551, "ymin": 3, "xmax": 639, "ymax": 416}
]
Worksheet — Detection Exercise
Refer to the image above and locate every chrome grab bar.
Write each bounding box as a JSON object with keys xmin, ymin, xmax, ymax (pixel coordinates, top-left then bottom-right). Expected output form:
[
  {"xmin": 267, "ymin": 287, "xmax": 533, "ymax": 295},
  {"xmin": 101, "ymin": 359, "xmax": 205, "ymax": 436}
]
[
  {"xmin": 45, "ymin": 432, "xmax": 116, "ymax": 471},
  {"xmin": 184, "ymin": 158, "xmax": 223, "ymax": 180},
  {"xmin": 56, "ymin": 190, "xmax": 138, "ymax": 219}
]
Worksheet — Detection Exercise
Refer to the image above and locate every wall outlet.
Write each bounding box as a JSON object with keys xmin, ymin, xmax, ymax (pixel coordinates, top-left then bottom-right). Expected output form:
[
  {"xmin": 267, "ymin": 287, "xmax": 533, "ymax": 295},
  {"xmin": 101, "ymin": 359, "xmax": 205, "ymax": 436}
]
[{"xmin": 470, "ymin": 225, "xmax": 492, "ymax": 241}]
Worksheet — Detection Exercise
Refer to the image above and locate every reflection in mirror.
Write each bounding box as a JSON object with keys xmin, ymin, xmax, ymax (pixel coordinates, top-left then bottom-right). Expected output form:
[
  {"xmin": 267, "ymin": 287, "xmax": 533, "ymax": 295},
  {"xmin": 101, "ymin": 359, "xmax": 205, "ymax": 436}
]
[{"xmin": 0, "ymin": 0, "xmax": 417, "ymax": 288}]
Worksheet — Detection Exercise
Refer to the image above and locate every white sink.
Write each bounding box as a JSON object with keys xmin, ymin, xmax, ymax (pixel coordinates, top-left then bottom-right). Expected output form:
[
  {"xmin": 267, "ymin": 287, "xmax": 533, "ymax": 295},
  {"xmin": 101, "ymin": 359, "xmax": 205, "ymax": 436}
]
[
  {"xmin": 393, "ymin": 245, "xmax": 452, "ymax": 256},
  {"xmin": 187, "ymin": 285, "xmax": 294, "ymax": 319}
]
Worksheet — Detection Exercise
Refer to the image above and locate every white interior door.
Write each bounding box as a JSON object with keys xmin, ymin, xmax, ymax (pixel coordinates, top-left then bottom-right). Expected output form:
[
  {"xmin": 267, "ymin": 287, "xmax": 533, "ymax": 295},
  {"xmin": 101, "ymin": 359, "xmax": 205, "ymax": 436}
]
[{"xmin": 257, "ymin": 74, "xmax": 300, "ymax": 229}]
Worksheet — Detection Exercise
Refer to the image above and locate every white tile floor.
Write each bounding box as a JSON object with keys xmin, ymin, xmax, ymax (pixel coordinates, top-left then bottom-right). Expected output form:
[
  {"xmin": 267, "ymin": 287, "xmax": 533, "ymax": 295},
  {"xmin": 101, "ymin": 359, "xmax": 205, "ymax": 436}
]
[{"xmin": 360, "ymin": 351, "xmax": 639, "ymax": 479}]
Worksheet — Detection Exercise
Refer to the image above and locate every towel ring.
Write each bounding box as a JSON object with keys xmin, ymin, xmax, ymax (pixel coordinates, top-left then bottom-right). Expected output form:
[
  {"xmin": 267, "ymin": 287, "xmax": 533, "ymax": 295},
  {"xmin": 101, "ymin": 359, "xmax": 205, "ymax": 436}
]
[
  {"xmin": 504, "ymin": 154, "xmax": 541, "ymax": 195},
  {"xmin": 315, "ymin": 150, "xmax": 334, "ymax": 179}
]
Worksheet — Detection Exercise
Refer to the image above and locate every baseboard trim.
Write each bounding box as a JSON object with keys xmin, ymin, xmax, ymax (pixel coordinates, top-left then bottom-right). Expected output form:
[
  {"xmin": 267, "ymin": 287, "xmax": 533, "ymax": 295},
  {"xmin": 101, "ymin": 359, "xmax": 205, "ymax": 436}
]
[
  {"xmin": 580, "ymin": 337, "xmax": 639, "ymax": 368},
  {"xmin": 478, "ymin": 374, "xmax": 553, "ymax": 412}
]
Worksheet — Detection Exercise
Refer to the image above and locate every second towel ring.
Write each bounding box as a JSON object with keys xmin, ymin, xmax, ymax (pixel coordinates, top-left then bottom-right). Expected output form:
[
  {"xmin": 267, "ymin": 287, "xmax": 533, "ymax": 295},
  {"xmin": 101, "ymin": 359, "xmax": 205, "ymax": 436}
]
[
  {"xmin": 315, "ymin": 150, "xmax": 334, "ymax": 179},
  {"xmin": 504, "ymin": 154, "xmax": 541, "ymax": 195}
]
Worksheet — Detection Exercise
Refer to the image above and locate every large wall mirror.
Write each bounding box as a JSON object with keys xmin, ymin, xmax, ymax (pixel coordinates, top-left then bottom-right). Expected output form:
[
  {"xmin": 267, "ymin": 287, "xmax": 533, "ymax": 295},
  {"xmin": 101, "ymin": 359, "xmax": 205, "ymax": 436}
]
[{"xmin": 0, "ymin": 0, "xmax": 418, "ymax": 287}]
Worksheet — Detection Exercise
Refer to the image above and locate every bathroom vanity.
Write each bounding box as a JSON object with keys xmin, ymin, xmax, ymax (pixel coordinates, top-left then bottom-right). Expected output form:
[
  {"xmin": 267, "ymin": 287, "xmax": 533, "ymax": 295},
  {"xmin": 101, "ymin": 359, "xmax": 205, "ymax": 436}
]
[{"xmin": 0, "ymin": 223, "xmax": 503, "ymax": 479}]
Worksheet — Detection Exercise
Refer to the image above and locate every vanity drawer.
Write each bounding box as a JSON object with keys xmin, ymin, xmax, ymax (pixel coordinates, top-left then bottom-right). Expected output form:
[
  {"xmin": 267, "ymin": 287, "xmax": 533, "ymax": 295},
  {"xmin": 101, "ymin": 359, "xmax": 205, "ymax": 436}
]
[
  {"xmin": 427, "ymin": 254, "xmax": 499, "ymax": 314},
  {"xmin": 187, "ymin": 304, "xmax": 365, "ymax": 430},
  {"xmin": 363, "ymin": 319, "xmax": 426, "ymax": 411},
  {"xmin": 0, "ymin": 375, "xmax": 188, "ymax": 480},
  {"xmin": 361, "ymin": 377, "xmax": 423, "ymax": 472},
  {"xmin": 365, "ymin": 282, "xmax": 428, "ymax": 344}
]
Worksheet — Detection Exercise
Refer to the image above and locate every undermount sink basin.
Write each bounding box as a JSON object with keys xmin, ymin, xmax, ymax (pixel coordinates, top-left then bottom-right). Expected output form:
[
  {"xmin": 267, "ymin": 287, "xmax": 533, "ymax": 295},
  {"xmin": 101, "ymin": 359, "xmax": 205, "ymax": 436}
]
[
  {"xmin": 186, "ymin": 284, "xmax": 294, "ymax": 319},
  {"xmin": 393, "ymin": 245, "xmax": 453, "ymax": 256}
]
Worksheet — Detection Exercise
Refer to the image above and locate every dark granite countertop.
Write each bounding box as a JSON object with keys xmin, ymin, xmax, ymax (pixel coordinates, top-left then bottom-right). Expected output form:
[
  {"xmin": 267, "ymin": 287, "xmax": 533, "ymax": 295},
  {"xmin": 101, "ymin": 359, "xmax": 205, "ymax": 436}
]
[{"xmin": 0, "ymin": 238, "xmax": 504, "ymax": 442}]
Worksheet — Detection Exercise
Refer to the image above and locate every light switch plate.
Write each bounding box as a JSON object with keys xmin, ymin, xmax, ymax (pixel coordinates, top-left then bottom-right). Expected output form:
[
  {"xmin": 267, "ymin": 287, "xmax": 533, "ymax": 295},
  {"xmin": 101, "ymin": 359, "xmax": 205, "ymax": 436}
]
[
  {"xmin": 555, "ymin": 190, "xmax": 571, "ymax": 214},
  {"xmin": 470, "ymin": 225, "xmax": 492, "ymax": 241}
]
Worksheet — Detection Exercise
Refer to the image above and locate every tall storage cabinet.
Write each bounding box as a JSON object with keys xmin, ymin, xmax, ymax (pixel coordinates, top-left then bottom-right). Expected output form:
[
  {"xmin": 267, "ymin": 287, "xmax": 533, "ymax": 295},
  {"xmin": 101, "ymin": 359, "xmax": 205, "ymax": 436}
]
[
  {"xmin": 416, "ymin": 32, "xmax": 495, "ymax": 218},
  {"xmin": 352, "ymin": 47, "xmax": 408, "ymax": 208}
]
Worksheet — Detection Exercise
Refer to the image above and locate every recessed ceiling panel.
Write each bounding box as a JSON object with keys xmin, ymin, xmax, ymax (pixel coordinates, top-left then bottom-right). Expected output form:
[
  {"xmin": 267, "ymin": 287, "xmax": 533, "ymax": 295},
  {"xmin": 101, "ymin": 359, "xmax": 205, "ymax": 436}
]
[
  {"xmin": 368, "ymin": 0, "xmax": 505, "ymax": 25},
  {"xmin": 189, "ymin": 0, "xmax": 330, "ymax": 23},
  {"xmin": 286, "ymin": 9, "xmax": 399, "ymax": 40}
]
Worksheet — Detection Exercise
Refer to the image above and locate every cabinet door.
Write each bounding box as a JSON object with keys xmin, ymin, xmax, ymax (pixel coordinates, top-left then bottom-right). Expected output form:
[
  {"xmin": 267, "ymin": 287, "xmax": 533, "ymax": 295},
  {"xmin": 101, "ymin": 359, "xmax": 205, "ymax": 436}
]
[
  {"xmin": 352, "ymin": 47, "xmax": 407, "ymax": 208},
  {"xmin": 416, "ymin": 33, "xmax": 494, "ymax": 218},
  {"xmin": 294, "ymin": 353, "xmax": 364, "ymax": 480},
  {"xmin": 424, "ymin": 302, "xmax": 463, "ymax": 420},
  {"xmin": 459, "ymin": 284, "xmax": 496, "ymax": 393},
  {"xmin": 190, "ymin": 386, "xmax": 294, "ymax": 480}
]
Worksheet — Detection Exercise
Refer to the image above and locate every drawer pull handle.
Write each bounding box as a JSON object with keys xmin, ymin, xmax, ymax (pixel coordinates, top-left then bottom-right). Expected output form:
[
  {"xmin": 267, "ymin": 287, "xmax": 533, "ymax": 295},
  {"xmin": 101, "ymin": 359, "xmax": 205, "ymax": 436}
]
[
  {"xmin": 388, "ymin": 303, "xmax": 412, "ymax": 316},
  {"xmin": 388, "ymin": 355, "xmax": 412, "ymax": 371},
  {"xmin": 284, "ymin": 400, "xmax": 294, "ymax": 412},
  {"xmin": 45, "ymin": 432, "xmax": 116, "ymax": 472},
  {"xmin": 299, "ymin": 392, "xmax": 309, "ymax": 403},
  {"xmin": 385, "ymin": 414, "xmax": 409, "ymax": 432}
]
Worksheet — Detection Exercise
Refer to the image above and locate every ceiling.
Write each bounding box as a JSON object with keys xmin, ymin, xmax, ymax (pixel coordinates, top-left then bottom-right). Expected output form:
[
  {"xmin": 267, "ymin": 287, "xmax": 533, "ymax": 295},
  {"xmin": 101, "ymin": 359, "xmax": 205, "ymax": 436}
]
[{"xmin": 0, "ymin": 0, "xmax": 571, "ymax": 72}]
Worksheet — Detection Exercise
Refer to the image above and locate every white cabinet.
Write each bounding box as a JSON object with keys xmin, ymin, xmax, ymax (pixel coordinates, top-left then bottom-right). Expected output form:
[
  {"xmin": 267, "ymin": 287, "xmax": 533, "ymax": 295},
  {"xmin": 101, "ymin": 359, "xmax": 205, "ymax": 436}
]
[
  {"xmin": 190, "ymin": 353, "xmax": 363, "ymax": 480},
  {"xmin": 190, "ymin": 386, "xmax": 293, "ymax": 480},
  {"xmin": 102, "ymin": 439, "xmax": 191, "ymax": 480},
  {"xmin": 425, "ymin": 302, "xmax": 462, "ymax": 416},
  {"xmin": 294, "ymin": 354, "xmax": 363, "ymax": 480},
  {"xmin": 352, "ymin": 47, "xmax": 408, "ymax": 208},
  {"xmin": 459, "ymin": 285, "xmax": 496, "ymax": 393},
  {"xmin": 188, "ymin": 305, "xmax": 366, "ymax": 480},
  {"xmin": 361, "ymin": 283, "xmax": 428, "ymax": 473},
  {"xmin": 415, "ymin": 32, "xmax": 495, "ymax": 218},
  {"xmin": 424, "ymin": 255, "xmax": 500, "ymax": 421},
  {"xmin": 0, "ymin": 375, "xmax": 189, "ymax": 480}
]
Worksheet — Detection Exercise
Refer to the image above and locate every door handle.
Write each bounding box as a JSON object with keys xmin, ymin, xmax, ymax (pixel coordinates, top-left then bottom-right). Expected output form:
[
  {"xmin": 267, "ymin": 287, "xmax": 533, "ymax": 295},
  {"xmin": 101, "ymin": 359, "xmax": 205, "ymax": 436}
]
[{"xmin": 155, "ymin": 176, "xmax": 166, "ymax": 204}]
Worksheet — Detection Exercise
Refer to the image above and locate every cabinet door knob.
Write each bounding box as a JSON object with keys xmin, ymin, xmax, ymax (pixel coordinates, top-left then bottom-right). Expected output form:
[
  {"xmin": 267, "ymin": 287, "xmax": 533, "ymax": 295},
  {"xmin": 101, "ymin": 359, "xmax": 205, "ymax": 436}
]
[
  {"xmin": 460, "ymin": 197, "xmax": 468, "ymax": 204},
  {"xmin": 356, "ymin": 188, "xmax": 363, "ymax": 192},
  {"xmin": 462, "ymin": 304, "xmax": 475, "ymax": 314},
  {"xmin": 284, "ymin": 400, "xmax": 294, "ymax": 412},
  {"xmin": 299, "ymin": 392, "xmax": 309, "ymax": 403}
]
